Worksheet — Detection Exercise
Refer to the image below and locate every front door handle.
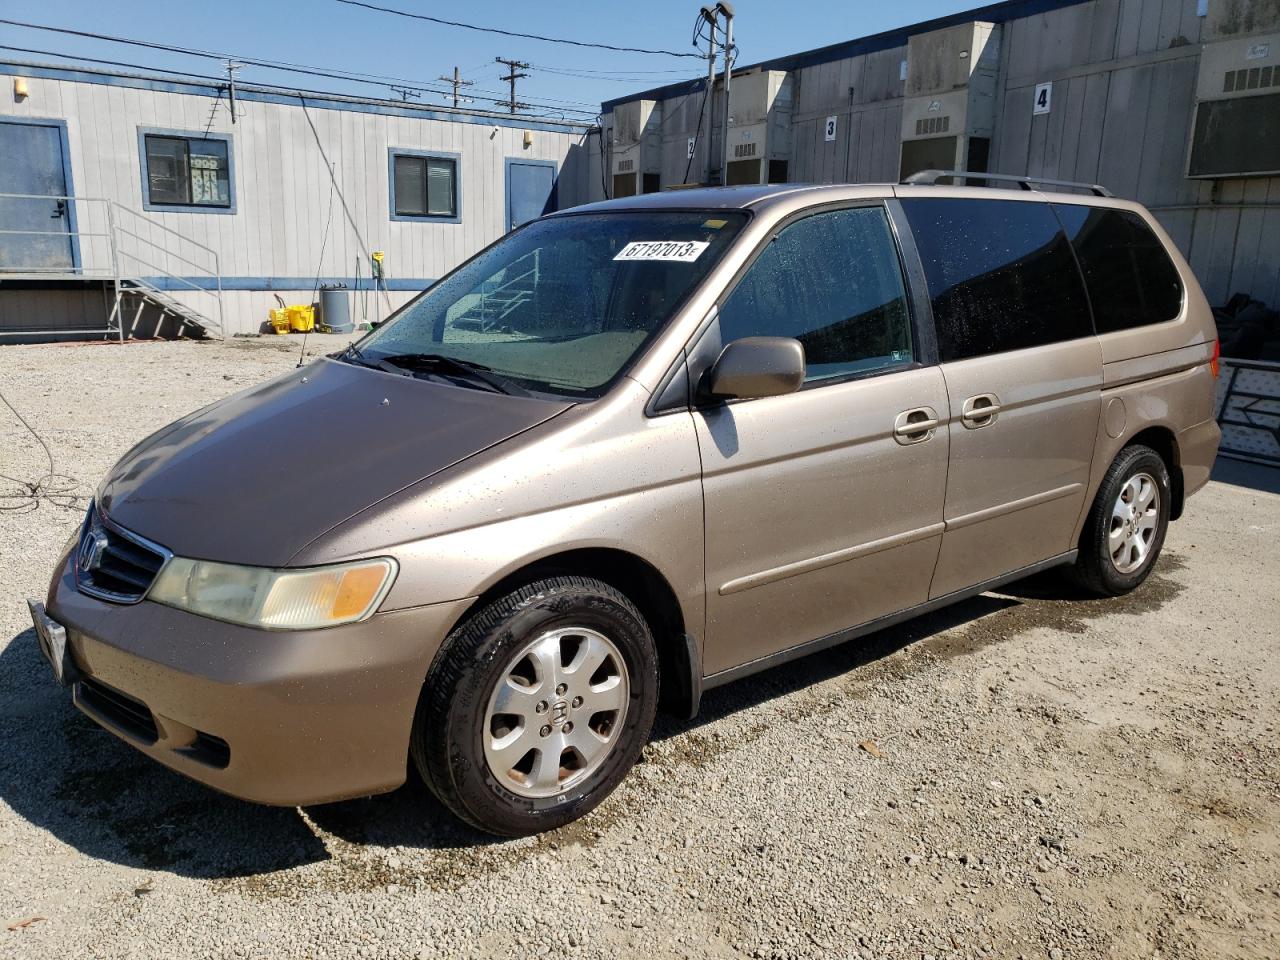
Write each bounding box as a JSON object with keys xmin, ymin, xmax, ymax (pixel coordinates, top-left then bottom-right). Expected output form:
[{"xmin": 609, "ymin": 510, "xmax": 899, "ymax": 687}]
[
  {"xmin": 961, "ymin": 393, "xmax": 1002, "ymax": 428},
  {"xmin": 893, "ymin": 407, "xmax": 939, "ymax": 444},
  {"xmin": 51, "ymin": 200, "xmax": 67, "ymax": 219}
]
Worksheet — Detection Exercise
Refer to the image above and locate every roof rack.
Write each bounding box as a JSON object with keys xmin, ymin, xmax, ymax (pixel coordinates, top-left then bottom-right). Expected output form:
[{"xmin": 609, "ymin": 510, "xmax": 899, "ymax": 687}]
[{"xmin": 901, "ymin": 170, "xmax": 1114, "ymax": 198}]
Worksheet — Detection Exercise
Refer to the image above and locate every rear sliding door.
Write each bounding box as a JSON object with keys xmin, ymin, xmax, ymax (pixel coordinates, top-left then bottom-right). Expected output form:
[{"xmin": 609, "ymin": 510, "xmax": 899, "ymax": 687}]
[{"xmin": 897, "ymin": 195, "xmax": 1102, "ymax": 598}]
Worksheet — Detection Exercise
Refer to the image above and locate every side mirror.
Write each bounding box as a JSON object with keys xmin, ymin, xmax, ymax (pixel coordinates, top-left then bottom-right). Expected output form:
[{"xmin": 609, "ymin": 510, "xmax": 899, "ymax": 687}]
[{"xmin": 703, "ymin": 336, "xmax": 806, "ymax": 401}]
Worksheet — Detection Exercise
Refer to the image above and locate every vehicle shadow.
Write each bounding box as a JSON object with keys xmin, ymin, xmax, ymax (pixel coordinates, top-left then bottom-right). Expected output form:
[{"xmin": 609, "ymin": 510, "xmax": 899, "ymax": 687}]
[
  {"xmin": 1, "ymin": 589, "xmax": 1028, "ymax": 876},
  {"xmin": 0, "ymin": 626, "xmax": 333, "ymax": 879},
  {"xmin": 652, "ymin": 592, "xmax": 1020, "ymax": 741},
  {"xmin": 1210, "ymin": 455, "xmax": 1280, "ymax": 496}
]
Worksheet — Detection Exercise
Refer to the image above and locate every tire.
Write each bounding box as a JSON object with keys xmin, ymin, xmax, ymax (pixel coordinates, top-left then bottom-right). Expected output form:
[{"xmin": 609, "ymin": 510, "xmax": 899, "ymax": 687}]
[
  {"xmin": 411, "ymin": 576, "xmax": 659, "ymax": 837},
  {"xmin": 1070, "ymin": 444, "xmax": 1172, "ymax": 597}
]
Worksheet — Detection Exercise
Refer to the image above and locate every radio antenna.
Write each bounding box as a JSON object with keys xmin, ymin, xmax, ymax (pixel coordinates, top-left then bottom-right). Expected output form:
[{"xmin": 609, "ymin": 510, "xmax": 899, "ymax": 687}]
[{"xmin": 298, "ymin": 161, "xmax": 337, "ymax": 368}]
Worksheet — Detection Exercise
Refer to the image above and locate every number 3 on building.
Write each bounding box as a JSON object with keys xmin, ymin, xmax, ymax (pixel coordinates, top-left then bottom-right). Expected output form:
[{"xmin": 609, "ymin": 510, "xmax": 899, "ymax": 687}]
[{"xmin": 1033, "ymin": 82, "xmax": 1052, "ymax": 115}]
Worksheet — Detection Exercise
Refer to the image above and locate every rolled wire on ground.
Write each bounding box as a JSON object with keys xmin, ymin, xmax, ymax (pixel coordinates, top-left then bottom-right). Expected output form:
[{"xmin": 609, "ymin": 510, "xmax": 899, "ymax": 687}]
[{"xmin": 0, "ymin": 390, "xmax": 85, "ymax": 514}]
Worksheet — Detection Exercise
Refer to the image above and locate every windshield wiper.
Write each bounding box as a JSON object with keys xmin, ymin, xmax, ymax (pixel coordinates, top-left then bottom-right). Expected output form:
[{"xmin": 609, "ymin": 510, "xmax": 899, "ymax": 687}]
[
  {"xmin": 372, "ymin": 353, "xmax": 530, "ymax": 396},
  {"xmin": 335, "ymin": 341, "xmax": 373, "ymax": 366}
]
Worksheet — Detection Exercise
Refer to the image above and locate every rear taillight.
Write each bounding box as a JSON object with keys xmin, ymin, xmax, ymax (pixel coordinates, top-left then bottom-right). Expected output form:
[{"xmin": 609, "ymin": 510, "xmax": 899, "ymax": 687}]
[{"xmin": 1210, "ymin": 339, "xmax": 1220, "ymax": 379}]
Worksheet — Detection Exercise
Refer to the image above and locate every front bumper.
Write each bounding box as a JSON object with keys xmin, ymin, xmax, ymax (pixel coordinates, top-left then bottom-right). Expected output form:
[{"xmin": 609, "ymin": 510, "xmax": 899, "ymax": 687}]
[{"xmin": 45, "ymin": 553, "xmax": 473, "ymax": 806}]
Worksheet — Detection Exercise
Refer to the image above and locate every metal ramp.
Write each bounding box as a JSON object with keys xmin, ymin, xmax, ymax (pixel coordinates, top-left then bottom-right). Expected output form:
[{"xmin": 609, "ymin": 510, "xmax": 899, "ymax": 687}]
[{"xmin": 0, "ymin": 193, "xmax": 225, "ymax": 341}]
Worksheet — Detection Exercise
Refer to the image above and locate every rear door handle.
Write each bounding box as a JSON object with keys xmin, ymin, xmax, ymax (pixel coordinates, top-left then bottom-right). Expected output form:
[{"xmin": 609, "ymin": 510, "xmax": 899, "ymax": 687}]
[
  {"xmin": 51, "ymin": 200, "xmax": 67, "ymax": 219},
  {"xmin": 894, "ymin": 407, "xmax": 940, "ymax": 444},
  {"xmin": 961, "ymin": 393, "xmax": 1002, "ymax": 428}
]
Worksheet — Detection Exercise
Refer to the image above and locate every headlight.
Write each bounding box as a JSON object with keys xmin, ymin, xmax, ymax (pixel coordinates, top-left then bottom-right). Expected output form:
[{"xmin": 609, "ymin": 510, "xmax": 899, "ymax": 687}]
[{"xmin": 148, "ymin": 556, "xmax": 397, "ymax": 630}]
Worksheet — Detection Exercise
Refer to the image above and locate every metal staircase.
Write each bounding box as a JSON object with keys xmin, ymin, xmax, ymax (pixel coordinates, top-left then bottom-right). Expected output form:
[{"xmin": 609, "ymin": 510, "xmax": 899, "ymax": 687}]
[
  {"xmin": 0, "ymin": 193, "xmax": 224, "ymax": 341},
  {"xmin": 450, "ymin": 250, "xmax": 539, "ymax": 332}
]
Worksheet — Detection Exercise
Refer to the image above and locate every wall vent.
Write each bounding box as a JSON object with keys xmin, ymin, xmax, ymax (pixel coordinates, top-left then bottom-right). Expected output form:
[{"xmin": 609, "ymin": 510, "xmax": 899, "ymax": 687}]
[
  {"xmin": 1223, "ymin": 66, "xmax": 1276, "ymax": 91},
  {"xmin": 1191, "ymin": 32, "xmax": 1280, "ymax": 178},
  {"xmin": 915, "ymin": 116, "xmax": 951, "ymax": 136}
]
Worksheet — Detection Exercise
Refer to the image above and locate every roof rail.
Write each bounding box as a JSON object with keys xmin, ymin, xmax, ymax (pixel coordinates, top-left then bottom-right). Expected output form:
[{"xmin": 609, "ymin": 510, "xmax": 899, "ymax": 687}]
[{"xmin": 901, "ymin": 170, "xmax": 1114, "ymax": 198}]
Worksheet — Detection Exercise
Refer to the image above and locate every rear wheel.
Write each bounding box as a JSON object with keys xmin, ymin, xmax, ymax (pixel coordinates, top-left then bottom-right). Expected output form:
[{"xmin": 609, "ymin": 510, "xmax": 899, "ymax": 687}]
[
  {"xmin": 1071, "ymin": 444, "xmax": 1171, "ymax": 596},
  {"xmin": 411, "ymin": 576, "xmax": 658, "ymax": 836}
]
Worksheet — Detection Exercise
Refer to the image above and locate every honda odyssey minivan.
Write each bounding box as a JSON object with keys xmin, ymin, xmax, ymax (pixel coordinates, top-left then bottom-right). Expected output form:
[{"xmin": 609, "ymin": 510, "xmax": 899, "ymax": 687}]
[{"xmin": 30, "ymin": 175, "xmax": 1220, "ymax": 836}]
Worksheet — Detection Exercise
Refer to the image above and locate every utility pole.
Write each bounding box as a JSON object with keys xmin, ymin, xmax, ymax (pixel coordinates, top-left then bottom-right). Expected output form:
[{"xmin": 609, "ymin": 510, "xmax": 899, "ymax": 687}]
[
  {"xmin": 438, "ymin": 66, "xmax": 475, "ymax": 110},
  {"xmin": 495, "ymin": 57, "xmax": 530, "ymax": 114},
  {"xmin": 717, "ymin": 2, "xmax": 735, "ymax": 183},
  {"xmin": 390, "ymin": 85, "xmax": 422, "ymax": 102},
  {"xmin": 699, "ymin": 5, "xmax": 718, "ymax": 185}
]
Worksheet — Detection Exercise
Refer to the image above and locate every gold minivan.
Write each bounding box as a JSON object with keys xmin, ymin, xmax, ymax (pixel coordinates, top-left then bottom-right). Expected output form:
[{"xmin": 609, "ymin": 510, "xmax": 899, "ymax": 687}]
[{"xmin": 30, "ymin": 176, "xmax": 1220, "ymax": 836}]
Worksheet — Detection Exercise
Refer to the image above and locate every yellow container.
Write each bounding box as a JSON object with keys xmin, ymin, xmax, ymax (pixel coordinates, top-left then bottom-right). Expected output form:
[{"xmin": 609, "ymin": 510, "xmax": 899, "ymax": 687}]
[
  {"xmin": 287, "ymin": 305, "xmax": 315, "ymax": 332},
  {"xmin": 268, "ymin": 308, "xmax": 291, "ymax": 335}
]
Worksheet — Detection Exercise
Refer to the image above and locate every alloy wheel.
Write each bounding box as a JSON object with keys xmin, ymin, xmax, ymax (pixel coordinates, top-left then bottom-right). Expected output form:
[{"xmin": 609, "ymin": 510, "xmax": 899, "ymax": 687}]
[
  {"xmin": 483, "ymin": 627, "xmax": 629, "ymax": 799},
  {"xmin": 1109, "ymin": 472, "xmax": 1160, "ymax": 574}
]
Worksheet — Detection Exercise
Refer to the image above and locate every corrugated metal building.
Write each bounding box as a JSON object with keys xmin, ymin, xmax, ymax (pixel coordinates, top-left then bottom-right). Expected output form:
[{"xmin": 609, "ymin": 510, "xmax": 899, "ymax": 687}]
[
  {"xmin": 599, "ymin": 0, "xmax": 1280, "ymax": 310},
  {"xmin": 0, "ymin": 60, "xmax": 597, "ymax": 338}
]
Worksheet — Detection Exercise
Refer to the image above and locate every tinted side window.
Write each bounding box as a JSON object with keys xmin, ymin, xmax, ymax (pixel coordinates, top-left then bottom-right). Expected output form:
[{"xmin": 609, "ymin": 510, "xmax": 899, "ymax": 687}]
[
  {"xmin": 901, "ymin": 198, "xmax": 1092, "ymax": 361},
  {"xmin": 719, "ymin": 206, "xmax": 913, "ymax": 383},
  {"xmin": 1053, "ymin": 204, "xmax": 1183, "ymax": 332}
]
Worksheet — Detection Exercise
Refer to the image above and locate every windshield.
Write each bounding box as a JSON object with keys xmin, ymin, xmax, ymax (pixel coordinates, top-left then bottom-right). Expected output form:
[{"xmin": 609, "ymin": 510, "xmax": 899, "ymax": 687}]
[{"xmin": 357, "ymin": 210, "xmax": 747, "ymax": 398}]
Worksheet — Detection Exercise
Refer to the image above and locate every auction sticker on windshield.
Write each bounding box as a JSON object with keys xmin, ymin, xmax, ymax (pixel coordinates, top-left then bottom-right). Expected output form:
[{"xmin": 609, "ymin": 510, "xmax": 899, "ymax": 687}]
[{"xmin": 613, "ymin": 240, "xmax": 710, "ymax": 263}]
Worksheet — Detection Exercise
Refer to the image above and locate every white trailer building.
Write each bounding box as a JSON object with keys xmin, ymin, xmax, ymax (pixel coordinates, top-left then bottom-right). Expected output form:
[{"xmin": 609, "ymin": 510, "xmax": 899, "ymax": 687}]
[{"xmin": 0, "ymin": 60, "xmax": 598, "ymax": 339}]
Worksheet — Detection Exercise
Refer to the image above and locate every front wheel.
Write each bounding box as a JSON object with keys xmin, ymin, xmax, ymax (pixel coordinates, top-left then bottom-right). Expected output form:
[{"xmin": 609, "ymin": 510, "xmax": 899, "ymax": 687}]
[
  {"xmin": 1071, "ymin": 444, "xmax": 1172, "ymax": 596},
  {"xmin": 411, "ymin": 576, "xmax": 658, "ymax": 836}
]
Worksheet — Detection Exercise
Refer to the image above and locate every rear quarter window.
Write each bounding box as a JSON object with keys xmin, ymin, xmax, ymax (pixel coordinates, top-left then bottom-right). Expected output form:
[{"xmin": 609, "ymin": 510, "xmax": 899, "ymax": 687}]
[
  {"xmin": 1052, "ymin": 204, "xmax": 1183, "ymax": 333},
  {"xmin": 901, "ymin": 198, "xmax": 1092, "ymax": 362}
]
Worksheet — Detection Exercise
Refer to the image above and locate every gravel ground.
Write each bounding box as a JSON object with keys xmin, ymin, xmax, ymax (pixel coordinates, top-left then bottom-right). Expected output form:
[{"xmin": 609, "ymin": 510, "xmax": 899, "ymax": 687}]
[{"xmin": 1, "ymin": 337, "xmax": 1278, "ymax": 960}]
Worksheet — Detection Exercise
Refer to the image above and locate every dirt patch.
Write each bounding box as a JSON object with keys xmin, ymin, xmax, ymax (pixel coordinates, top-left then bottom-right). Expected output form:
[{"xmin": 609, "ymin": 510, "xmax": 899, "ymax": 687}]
[{"xmin": 920, "ymin": 557, "xmax": 1188, "ymax": 665}]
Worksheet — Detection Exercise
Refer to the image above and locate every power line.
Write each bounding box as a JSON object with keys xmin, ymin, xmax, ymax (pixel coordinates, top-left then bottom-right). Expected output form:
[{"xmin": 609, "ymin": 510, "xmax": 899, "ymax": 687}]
[
  {"xmin": 528, "ymin": 64, "xmax": 701, "ymax": 84},
  {"xmin": 0, "ymin": 44, "xmax": 238, "ymax": 84},
  {"xmin": 532, "ymin": 63, "xmax": 695, "ymax": 77},
  {"xmin": 0, "ymin": 45, "xmax": 596, "ymax": 123},
  {"xmin": 0, "ymin": 18, "xmax": 600, "ymax": 117},
  {"xmin": 334, "ymin": 0, "xmax": 704, "ymax": 59}
]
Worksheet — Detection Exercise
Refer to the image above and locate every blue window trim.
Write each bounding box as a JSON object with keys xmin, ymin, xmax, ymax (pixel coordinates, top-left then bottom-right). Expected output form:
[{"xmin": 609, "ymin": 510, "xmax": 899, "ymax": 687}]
[
  {"xmin": 137, "ymin": 126, "xmax": 237, "ymax": 215},
  {"xmin": 0, "ymin": 115, "xmax": 81, "ymax": 270},
  {"xmin": 504, "ymin": 157, "xmax": 559, "ymax": 231},
  {"xmin": 388, "ymin": 148, "xmax": 461, "ymax": 224}
]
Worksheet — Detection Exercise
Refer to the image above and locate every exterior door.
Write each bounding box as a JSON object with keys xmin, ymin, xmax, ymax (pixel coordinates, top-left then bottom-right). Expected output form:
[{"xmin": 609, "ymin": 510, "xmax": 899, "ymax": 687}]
[
  {"xmin": 505, "ymin": 160, "xmax": 557, "ymax": 231},
  {"xmin": 897, "ymin": 195, "xmax": 1103, "ymax": 598},
  {"xmin": 697, "ymin": 203, "xmax": 950, "ymax": 677},
  {"xmin": 0, "ymin": 119, "xmax": 74, "ymax": 271}
]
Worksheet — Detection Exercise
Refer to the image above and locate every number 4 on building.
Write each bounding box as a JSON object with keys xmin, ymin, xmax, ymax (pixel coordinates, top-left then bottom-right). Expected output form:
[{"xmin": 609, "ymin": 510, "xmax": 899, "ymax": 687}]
[{"xmin": 1033, "ymin": 82, "xmax": 1052, "ymax": 115}]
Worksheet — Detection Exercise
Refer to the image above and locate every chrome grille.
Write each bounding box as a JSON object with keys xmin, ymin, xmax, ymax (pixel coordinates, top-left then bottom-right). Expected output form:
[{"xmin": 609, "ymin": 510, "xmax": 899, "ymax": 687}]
[{"xmin": 74, "ymin": 506, "xmax": 171, "ymax": 604}]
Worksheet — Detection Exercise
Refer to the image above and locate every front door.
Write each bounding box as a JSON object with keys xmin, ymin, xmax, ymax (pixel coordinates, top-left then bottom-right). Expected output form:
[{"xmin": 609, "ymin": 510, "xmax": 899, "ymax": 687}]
[
  {"xmin": 897, "ymin": 194, "xmax": 1103, "ymax": 598},
  {"xmin": 0, "ymin": 120, "xmax": 74, "ymax": 271},
  {"xmin": 505, "ymin": 160, "xmax": 557, "ymax": 232},
  {"xmin": 697, "ymin": 203, "xmax": 950, "ymax": 677}
]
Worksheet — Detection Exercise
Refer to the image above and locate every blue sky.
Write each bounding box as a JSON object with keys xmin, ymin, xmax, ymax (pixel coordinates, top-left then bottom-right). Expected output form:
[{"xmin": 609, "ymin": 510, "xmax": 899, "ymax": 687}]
[{"xmin": 1, "ymin": 0, "xmax": 982, "ymax": 120}]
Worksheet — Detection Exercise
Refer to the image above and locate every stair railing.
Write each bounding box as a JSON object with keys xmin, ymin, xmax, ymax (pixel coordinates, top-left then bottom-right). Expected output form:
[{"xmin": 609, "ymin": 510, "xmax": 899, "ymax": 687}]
[
  {"xmin": 108, "ymin": 201, "xmax": 225, "ymax": 339},
  {"xmin": 0, "ymin": 193, "xmax": 225, "ymax": 340}
]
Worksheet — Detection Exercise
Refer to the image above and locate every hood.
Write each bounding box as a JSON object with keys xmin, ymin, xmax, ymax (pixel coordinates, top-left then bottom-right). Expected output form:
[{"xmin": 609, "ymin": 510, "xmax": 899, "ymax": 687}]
[{"xmin": 98, "ymin": 358, "xmax": 572, "ymax": 566}]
